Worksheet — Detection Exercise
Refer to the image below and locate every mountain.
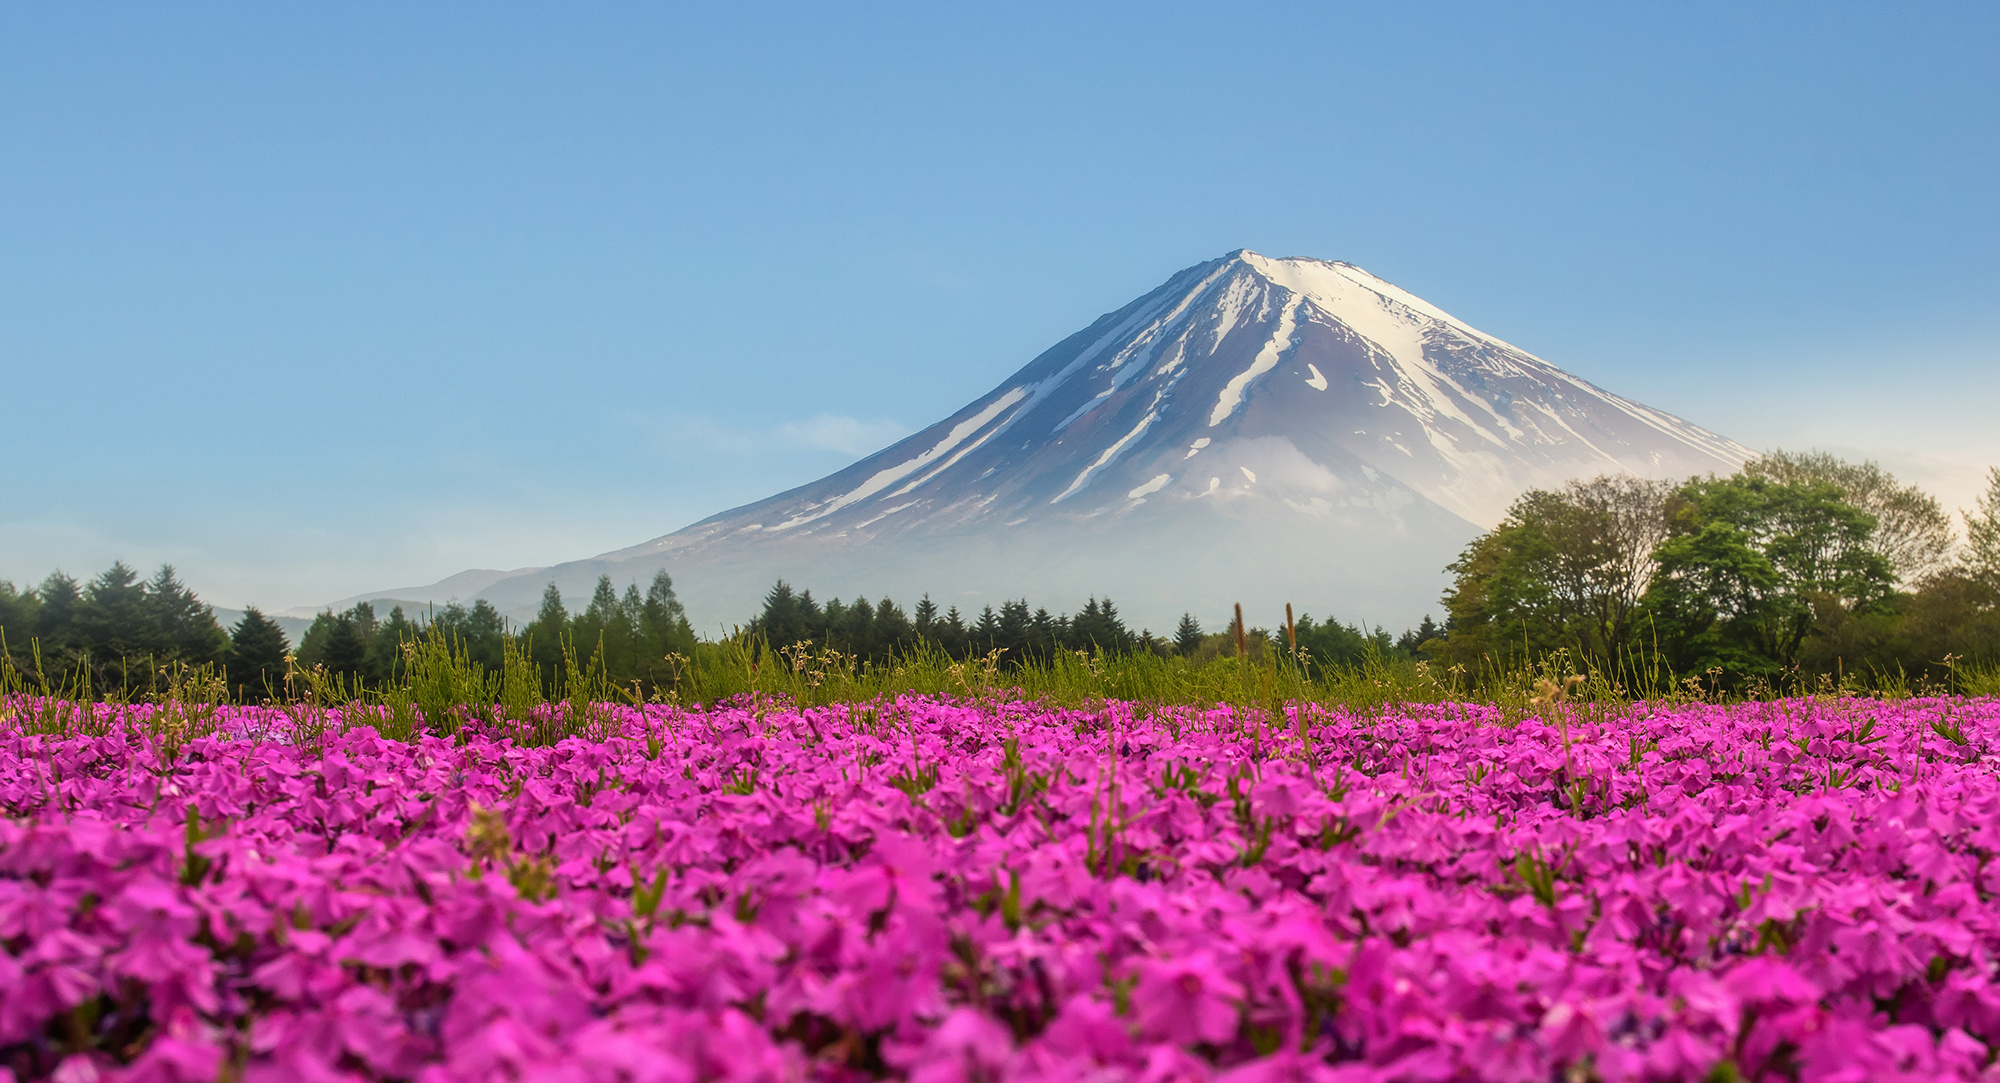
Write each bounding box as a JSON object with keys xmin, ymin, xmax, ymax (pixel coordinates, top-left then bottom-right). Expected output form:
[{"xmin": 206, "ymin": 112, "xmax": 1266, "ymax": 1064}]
[{"xmin": 332, "ymin": 251, "xmax": 1751, "ymax": 632}]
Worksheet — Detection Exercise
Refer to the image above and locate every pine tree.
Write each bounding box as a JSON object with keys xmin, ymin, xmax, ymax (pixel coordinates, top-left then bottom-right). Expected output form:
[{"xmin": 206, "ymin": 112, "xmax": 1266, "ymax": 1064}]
[
  {"xmin": 292, "ymin": 611, "xmax": 339, "ymax": 670},
  {"xmin": 81, "ymin": 562, "xmax": 153, "ymax": 688},
  {"xmin": 997, "ymin": 600, "xmax": 1030, "ymax": 660},
  {"xmin": 1028, "ymin": 607, "xmax": 1058, "ymax": 663},
  {"xmin": 372, "ymin": 606, "xmax": 417, "ymax": 682},
  {"xmin": 145, "ymin": 565, "xmax": 227, "ymax": 666},
  {"xmin": 1070, "ymin": 597, "xmax": 1131, "ymax": 656},
  {"xmin": 305, "ymin": 608, "xmax": 370, "ymax": 685},
  {"xmin": 973, "ymin": 606, "xmax": 1000, "ymax": 651},
  {"xmin": 34, "ymin": 572, "xmax": 84, "ymax": 665},
  {"xmin": 941, "ymin": 606, "xmax": 968, "ymax": 658},
  {"xmin": 873, "ymin": 598, "xmax": 913, "ymax": 662},
  {"xmin": 756, "ymin": 581, "xmax": 825, "ymax": 651},
  {"xmin": 430, "ymin": 600, "xmax": 509, "ymax": 673},
  {"xmin": 1098, "ymin": 598, "xmax": 1131, "ymax": 654},
  {"xmin": 325, "ymin": 620, "xmax": 367, "ymax": 683},
  {"xmin": 636, "ymin": 570, "xmax": 697, "ymax": 692},
  {"xmin": 572, "ymin": 575, "xmax": 627, "ymax": 675},
  {"xmin": 346, "ymin": 603, "xmax": 385, "ymax": 684},
  {"xmin": 463, "ymin": 600, "xmax": 510, "ymax": 671},
  {"xmin": 1394, "ymin": 615, "xmax": 1443, "ymax": 656},
  {"xmin": 1174, "ymin": 613, "xmax": 1203, "ymax": 657},
  {"xmin": 640, "ymin": 571, "xmax": 696, "ymax": 656},
  {"xmin": 0, "ymin": 580, "xmax": 39, "ymax": 675},
  {"xmin": 228, "ymin": 607, "xmax": 291, "ymax": 700},
  {"xmin": 527, "ymin": 583, "xmax": 570, "ymax": 678},
  {"xmin": 913, "ymin": 594, "xmax": 938, "ymax": 638},
  {"xmin": 835, "ymin": 596, "xmax": 876, "ymax": 658}
]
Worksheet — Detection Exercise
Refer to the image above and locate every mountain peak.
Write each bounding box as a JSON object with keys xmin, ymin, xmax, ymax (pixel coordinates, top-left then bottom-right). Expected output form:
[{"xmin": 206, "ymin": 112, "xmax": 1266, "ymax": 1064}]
[{"xmin": 369, "ymin": 252, "xmax": 1753, "ymax": 631}]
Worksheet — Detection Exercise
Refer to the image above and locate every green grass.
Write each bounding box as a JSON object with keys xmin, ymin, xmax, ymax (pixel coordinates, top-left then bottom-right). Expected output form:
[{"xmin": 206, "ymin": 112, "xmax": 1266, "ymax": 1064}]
[{"xmin": 4, "ymin": 627, "xmax": 1994, "ymax": 749}]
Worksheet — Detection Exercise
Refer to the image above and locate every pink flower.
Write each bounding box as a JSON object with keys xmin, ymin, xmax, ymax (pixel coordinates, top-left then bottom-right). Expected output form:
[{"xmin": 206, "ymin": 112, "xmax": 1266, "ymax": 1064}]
[
  {"xmin": 904, "ymin": 1008, "xmax": 1015, "ymax": 1083},
  {"xmin": 1133, "ymin": 953, "xmax": 1243, "ymax": 1046},
  {"xmin": 1217, "ymin": 1049, "xmax": 1358, "ymax": 1082},
  {"xmin": 125, "ymin": 1035, "xmax": 224, "ymax": 1083},
  {"xmin": 1722, "ymin": 956, "xmax": 1821, "ymax": 1006},
  {"xmin": 1040, "ymin": 995, "xmax": 1136, "ymax": 1066}
]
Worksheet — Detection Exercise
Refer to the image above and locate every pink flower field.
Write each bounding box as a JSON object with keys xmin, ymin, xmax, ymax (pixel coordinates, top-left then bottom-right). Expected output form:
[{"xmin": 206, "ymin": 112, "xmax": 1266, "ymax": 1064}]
[{"xmin": 3, "ymin": 694, "xmax": 2000, "ymax": 1082}]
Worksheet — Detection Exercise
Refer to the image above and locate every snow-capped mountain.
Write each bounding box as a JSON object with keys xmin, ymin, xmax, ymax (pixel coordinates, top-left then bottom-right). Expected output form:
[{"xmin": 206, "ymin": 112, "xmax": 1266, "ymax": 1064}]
[{"xmin": 341, "ymin": 251, "xmax": 1751, "ymax": 631}]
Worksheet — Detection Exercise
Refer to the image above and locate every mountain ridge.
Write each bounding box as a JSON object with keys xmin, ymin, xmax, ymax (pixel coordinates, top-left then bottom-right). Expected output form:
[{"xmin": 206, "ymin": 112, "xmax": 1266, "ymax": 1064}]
[{"xmin": 314, "ymin": 251, "xmax": 1750, "ymax": 631}]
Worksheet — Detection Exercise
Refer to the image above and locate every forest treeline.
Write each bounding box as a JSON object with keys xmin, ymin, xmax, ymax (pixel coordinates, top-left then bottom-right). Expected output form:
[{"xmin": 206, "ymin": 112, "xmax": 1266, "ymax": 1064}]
[
  {"xmin": 0, "ymin": 560, "xmax": 1419, "ymax": 700},
  {"xmin": 1431, "ymin": 453, "xmax": 2000, "ymax": 691},
  {"xmin": 3, "ymin": 450, "xmax": 1997, "ymax": 700},
  {"xmin": 0, "ymin": 565, "xmax": 701, "ymax": 700},
  {"xmin": 743, "ymin": 581, "xmax": 1430, "ymax": 671}
]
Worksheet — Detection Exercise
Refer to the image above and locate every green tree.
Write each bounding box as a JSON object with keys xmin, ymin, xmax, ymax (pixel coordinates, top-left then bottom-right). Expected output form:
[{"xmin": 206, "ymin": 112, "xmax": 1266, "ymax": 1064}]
[
  {"xmin": 1744, "ymin": 450, "xmax": 1955, "ymax": 582},
  {"xmin": 227, "ymin": 607, "xmax": 291, "ymax": 700},
  {"xmin": 0, "ymin": 580, "xmax": 39, "ymax": 675},
  {"xmin": 526, "ymin": 583, "xmax": 570, "ymax": 684},
  {"xmin": 144, "ymin": 565, "xmax": 227, "ymax": 667},
  {"xmin": 1174, "ymin": 613, "xmax": 1203, "ymax": 657},
  {"xmin": 1068, "ymin": 598, "xmax": 1131, "ymax": 656},
  {"xmin": 972, "ymin": 606, "xmax": 1001, "ymax": 651},
  {"xmin": 995, "ymin": 599, "xmax": 1031, "ymax": 659},
  {"xmin": 635, "ymin": 570, "xmax": 697, "ymax": 690},
  {"xmin": 1965, "ymin": 466, "xmax": 2000, "ymax": 589},
  {"xmin": 572, "ymin": 575, "xmax": 637, "ymax": 679},
  {"xmin": 1395, "ymin": 615, "xmax": 1442, "ymax": 655},
  {"xmin": 873, "ymin": 597, "xmax": 915, "ymax": 661},
  {"xmin": 831, "ymin": 596, "xmax": 878, "ymax": 659},
  {"xmin": 1294, "ymin": 613, "xmax": 1392, "ymax": 669},
  {"xmin": 429, "ymin": 600, "xmax": 511, "ymax": 674},
  {"xmin": 80, "ymin": 562, "xmax": 154, "ymax": 688},
  {"xmin": 937, "ymin": 606, "xmax": 969, "ymax": 658},
  {"xmin": 372, "ymin": 606, "xmax": 418, "ymax": 682},
  {"xmin": 1436, "ymin": 476, "xmax": 1673, "ymax": 666},
  {"xmin": 1027, "ymin": 606, "xmax": 1062, "ymax": 662},
  {"xmin": 753, "ymin": 581, "xmax": 822, "ymax": 652},
  {"xmin": 32, "ymin": 572, "xmax": 86, "ymax": 676},
  {"xmin": 1640, "ymin": 475, "xmax": 1895, "ymax": 684},
  {"xmin": 296, "ymin": 602, "xmax": 381, "ymax": 686},
  {"xmin": 320, "ymin": 617, "xmax": 369, "ymax": 683}
]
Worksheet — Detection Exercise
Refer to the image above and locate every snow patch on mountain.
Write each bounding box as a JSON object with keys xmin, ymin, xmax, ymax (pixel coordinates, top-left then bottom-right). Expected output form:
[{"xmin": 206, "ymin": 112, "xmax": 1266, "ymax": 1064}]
[{"xmin": 1210, "ymin": 293, "xmax": 1303, "ymax": 427}]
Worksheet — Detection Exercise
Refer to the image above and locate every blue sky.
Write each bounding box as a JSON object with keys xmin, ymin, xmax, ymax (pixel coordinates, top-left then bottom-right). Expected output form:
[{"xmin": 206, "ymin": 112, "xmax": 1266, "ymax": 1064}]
[{"xmin": 4, "ymin": 3, "xmax": 1997, "ymax": 612}]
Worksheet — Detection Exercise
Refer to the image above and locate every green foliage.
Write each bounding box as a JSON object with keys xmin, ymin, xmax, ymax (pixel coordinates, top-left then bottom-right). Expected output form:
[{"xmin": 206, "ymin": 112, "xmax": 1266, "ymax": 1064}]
[
  {"xmin": 403, "ymin": 632, "xmax": 497, "ymax": 740},
  {"xmin": 748, "ymin": 581, "xmax": 1157, "ymax": 668},
  {"xmin": 7, "ymin": 453, "xmax": 1997, "ymax": 708},
  {"xmin": 0, "ymin": 580, "xmax": 38, "ymax": 675},
  {"xmin": 527, "ymin": 582, "xmax": 570, "ymax": 684},
  {"xmin": 146, "ymin": 565, "xmax": 229, "ymax": 669},
  {"xmin": 1174, "ymin": 613, "xmax": 1203, "ymax": 657},
  {"xmin": 1436, "ymin": 476, "xmax": 1672, "ymax": 668},
  {"xmin": 296, "ymin": 603, "xmax": 378, "ymax": 683},
  {"xmin": 1431, "ymin": 457, "xmax": 2000, "ymax": 691},
  {"xmin": 226, "ymin": 607, "xmax": 291, "ymax": 700},
  {"xmin": 31, "ymin": 572, "xmax": 86, "ymax": 674},
  {"xmin": 1641, "ymin": 475, "xmax": 1896, "ymax": 685},
  {"xmin": 0, "ymin": 562, "xmax": 228, "ymax": 694},
  {"xmin": 1291, "ymin": 613, "xmax": 1393, "ymax": 671},
  {"xmin": 1965, "ymin": 466, "xmax": 2000, "ymax": 590},
  {"xmin": 1744, "ymin": 449, "xmax": 1956, "ymax": 583}
]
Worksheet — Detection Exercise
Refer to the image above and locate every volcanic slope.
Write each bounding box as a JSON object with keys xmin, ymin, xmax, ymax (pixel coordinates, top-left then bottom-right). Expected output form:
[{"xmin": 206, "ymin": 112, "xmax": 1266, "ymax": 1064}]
[{"xmin": 376, "ymin": 251, "xmax": 1752, "ymax": 631}]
